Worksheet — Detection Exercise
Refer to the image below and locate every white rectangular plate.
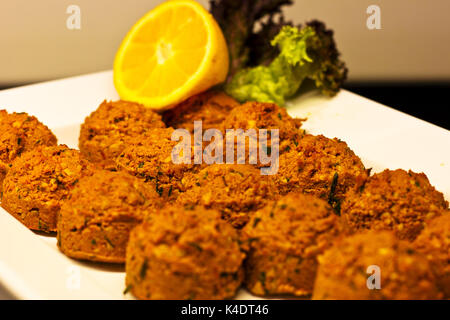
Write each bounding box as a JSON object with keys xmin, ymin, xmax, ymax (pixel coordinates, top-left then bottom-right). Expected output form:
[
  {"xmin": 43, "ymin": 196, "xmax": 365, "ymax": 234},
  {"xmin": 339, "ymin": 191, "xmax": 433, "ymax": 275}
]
[{"xmin": 0, "ymin": 71, "xmax": 448, "ymax": 299}]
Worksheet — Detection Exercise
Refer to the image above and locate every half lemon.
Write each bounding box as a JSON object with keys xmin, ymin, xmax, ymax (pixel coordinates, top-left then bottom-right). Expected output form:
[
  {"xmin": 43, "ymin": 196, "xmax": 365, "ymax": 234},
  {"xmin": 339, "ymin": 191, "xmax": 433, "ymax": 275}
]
[{"xmin": 113, "ymin": 0, "xmax": 229, "ymax": 110}]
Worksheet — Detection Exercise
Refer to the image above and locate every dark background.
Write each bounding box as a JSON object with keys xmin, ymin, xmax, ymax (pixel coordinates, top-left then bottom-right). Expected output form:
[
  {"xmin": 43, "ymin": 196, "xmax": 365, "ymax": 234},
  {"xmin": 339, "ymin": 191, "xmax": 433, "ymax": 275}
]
[{"xmin": 344, "ymin": 83, "xmax": 450, "ymax": 130}]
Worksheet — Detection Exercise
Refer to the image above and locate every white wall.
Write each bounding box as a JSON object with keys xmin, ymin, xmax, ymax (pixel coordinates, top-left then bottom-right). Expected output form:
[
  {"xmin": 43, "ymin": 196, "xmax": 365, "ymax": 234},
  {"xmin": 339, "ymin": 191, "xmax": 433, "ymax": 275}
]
[
  {"xmin": 285, "ymin": 0, "xmax": 450, "ymax": 82},
  {"xmin": 0, "ymin": 0, "xmax": 449, "ymax": 85}
]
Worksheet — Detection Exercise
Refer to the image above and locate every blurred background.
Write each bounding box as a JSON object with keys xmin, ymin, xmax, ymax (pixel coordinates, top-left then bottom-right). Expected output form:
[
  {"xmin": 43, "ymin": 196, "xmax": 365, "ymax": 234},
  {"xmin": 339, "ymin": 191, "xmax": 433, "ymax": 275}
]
[{"xmin": 0, "ymin": 0, "xmax": 449, "ymax": 128}]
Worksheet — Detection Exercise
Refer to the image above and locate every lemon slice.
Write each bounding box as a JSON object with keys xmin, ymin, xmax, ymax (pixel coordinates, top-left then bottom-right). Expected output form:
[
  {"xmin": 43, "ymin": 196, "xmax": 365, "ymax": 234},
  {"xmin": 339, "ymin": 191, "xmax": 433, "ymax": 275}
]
[{"xmin": 113, "ymin": 0, "xmax": 229, "ymax": 110}]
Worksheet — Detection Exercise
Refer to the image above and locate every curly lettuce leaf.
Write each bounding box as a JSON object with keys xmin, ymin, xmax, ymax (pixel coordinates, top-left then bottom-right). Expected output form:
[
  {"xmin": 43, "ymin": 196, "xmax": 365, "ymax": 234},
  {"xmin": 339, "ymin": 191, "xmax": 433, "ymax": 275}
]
[
  {"xmin": 225, "ymin": 26, "xmax": 315, "ymax": 105},
  {"xmin": 225, "ymin": 23, "xmax": 348, "ymax": 105},
  {"xmin": 210, "ymin": 0, "xmax": 293, "ymax": 82},
  {"xmin": 303, "ymin": 20, "xmax": 348, "ymax": 96}
]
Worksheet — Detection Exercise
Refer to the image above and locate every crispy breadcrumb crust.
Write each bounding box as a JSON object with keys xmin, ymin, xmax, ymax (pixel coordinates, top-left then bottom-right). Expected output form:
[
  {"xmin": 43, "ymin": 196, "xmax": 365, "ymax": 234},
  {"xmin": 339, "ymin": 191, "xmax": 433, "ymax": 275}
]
[
  {"xmin": 221, "ymin": 101, "xmax": 304, "ymax": 155},
  {"xmin": 413, "ymin": 213, "xmax": 450, "ymax": 298},
  {"xmin": 222, "ymin": 102, "xmax": 303, "ymax": 140},
  {"xmin": 125, "ymin": 206, "xmax": 245, "ymax": 299},
  {"xmin": 274, "ymin": 134, "xmax": 369, "ymax": 210},
  {"xmin": 57, "ymin": 170, "xmax": 162, "ymax": 263},
  {"xmin": 0, "ymin": 110, "xmax": 57, "ymax": 193},
  {"xmin": 79, "ymin": 100, "xmax": 165, "ymax": 168},
  {"xmin": 342, "ymin": 169, "xmax": 448, "ymax": 241},
  {"xmin": 162, "ymin": 90, "xmax": 239, "ymax": 132},
  {"xmin": 313, "ymin": 231, "xmax": 442, "ymax": 300},
  {"xmin": 115, "ymin": 127, "xmax": 195, "ymax": 200},
  {"xmin": 241, "ymin": 193, "xmax": 342, "ymax": 297},
  {"xmin": 2, "ymin": 145, "xmax": 94, "ymax": 232},
  {"xmin": 177, "ymin": 164, "xmax": 278, "ymax": 228}
]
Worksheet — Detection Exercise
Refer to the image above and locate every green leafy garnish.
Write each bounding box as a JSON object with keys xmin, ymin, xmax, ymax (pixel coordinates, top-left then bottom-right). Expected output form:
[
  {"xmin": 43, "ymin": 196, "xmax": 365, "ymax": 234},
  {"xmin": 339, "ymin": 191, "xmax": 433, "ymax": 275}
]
[
  {"xmin": 225, "ymin": 23, "xmax": 347, "ymax": 105},
  {"xmin": 210, "ymin": 0, "xmax": 293, "ymax": 82}
]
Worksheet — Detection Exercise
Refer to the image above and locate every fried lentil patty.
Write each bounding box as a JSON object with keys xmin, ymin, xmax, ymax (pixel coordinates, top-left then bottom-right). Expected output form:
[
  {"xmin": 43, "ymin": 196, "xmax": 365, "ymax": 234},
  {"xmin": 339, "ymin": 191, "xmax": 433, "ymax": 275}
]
[
  {"xmin": 342, "ymin": 169, "xmax": 448, "ymax": 241},
  {"xmin": 177, "ymin": 164, "xmax": 278, "ymax": 228},
  {"xmin": 115, "ymin": 127, "xmax": 194, "ymax": 200},
  {"xmin": 2, "ymin": 145, "xmax": 94, "ymax": 232},
  {"xmin": 79, "ymin": 100, "xmax": 165, "ymax": 168},
  {"xmin": 312, "ymin": 231, "xmax": 441, "ymax": 300},
  {"xmin": 413, "ymin": 213, "xmax": 450, "ymax": 298},
  {"xmin": 162, "ymin": 90, "xmax": 239, "ymax": 132},
  {"xmin": 125, "ymin": 206, "xmax": 245, "ymax": 300},
  {"xmin": 241, "ymin": 193, "xmax": 342, "ymax": 297},
  {"xmin": 57, "ymin": 170, "xmax": 162, "ymax": 263},
  {"xmin": 221, "ymin": 102, "xmax": 304, "ymax": 163},
  {"xmin": 0, "ymin": 110, "xmax": 57, "ymax": 193},
  {"xmin": 274, "ymin": 134, "xmax": 369, "ymax": 210},
  {"xmin": 221, "ymin": 101, "xmax": 303, "ymax": 143}
]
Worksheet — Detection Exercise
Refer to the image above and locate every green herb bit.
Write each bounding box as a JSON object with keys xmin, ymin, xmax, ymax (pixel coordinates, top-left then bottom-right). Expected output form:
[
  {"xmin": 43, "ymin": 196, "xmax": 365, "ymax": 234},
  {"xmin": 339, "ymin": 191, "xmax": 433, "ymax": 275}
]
[
  {"xmin": 104, "ymin": 235, "xmax": 115, "ymax": 248},
  {"xmin": 123, "ymin": 284, "xmax": 133, "ymax": 295},
  {"xmin": 253, "ymin": 217, "xmax": 261, "ymax": 228},
  {"xmin": 235, "ymin": 170, "xmax": 244, "ymax": 177},
  {"xmin": 140, "ymin": 258, "xmax": 148, "ymax": 279},
  {"xmin": 188, "ymin": 242, "xmax": 203, "ymax": 252},
  {"xmin": 329, "ymin": 172, "xmax": 339, "ymax": 200},
  {"xmin": 155, "ymin": 184, "xmax": 164, "ymax": 197}
]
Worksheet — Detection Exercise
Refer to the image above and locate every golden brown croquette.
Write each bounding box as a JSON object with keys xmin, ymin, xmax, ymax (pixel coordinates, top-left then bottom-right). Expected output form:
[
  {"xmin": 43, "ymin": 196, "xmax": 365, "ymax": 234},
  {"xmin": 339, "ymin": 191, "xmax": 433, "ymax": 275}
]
[
  {"xmin": 312, "ymin": 231, "xmax": 442, "ymax": 300},
  {"xmin": 177, "ymin": 164, "xmax": 278, "ymax": 228},
  {"xmin": 241, "ymin": 192, "xmax": 342, "ymax": 297},
  {"xmin": 162, "ymin": 90, "xmax": 239, "ymax": 132},
  {"xmin": 413, "ymin": 213, "xmax": 450, "ymax": 298},
  {"xmin": 0, "ymin": 110, "xmax": 57, "ymax": 193},
  {"xmin": 2, "ymin": 145, "xmax": 95, "ymax": 232},
  {"xmin": 125, "ymin": 206, "xmax": 245, "ymax": 300},
  {"xmin": 221, "ymin": 101, "xmax": 303, "ymax": 144},
  {"xmin": 221, "ymin": 102, "xmax": 304, "ymax": 163},
  {"xmin": 115, "ymin": 127, "xmax": 194, "ymax": 200},
  {"xmin": 57, "ymin": 170, "xmax": 163, "ymax": 263},
  {"xmin": 274, "ymin": 134, "xmax": 369, "ymax": 210},
  {"xmin": 342, "ymin": 169, "xmax": 448, "ymax": 241},
  {"xmin": 79, "ymin": 100, "xmax": 165, "ymax": 169}
]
